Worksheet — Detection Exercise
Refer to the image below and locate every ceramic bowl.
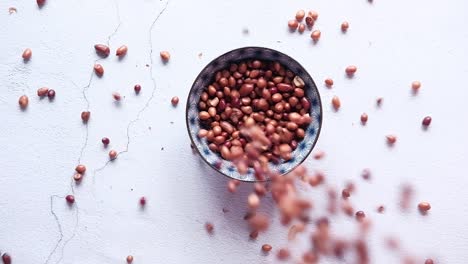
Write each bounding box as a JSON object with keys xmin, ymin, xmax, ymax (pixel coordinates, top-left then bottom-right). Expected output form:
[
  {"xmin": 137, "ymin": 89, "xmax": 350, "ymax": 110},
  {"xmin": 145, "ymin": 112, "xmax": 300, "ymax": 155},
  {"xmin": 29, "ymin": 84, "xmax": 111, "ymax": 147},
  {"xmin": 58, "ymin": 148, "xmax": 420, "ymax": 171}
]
[{"xmin": 186, "ymin": 47, "xmax": 322, "ymax": 182}]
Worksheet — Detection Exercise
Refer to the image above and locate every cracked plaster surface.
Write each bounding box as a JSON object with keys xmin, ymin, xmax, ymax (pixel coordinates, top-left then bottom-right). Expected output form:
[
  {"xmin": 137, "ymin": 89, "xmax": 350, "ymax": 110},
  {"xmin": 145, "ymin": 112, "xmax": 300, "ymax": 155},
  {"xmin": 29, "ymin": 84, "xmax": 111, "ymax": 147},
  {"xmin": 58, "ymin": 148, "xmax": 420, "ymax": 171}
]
[{"xmin": 1, "ymin": 0, "xmax": 468, "ymax": 263}]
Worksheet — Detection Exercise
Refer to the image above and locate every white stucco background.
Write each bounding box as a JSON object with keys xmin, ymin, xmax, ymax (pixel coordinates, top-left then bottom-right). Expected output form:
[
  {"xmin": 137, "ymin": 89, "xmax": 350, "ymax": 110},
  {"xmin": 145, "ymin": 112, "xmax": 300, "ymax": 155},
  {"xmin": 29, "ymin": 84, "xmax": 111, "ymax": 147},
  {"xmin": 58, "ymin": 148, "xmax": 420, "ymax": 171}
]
[{"xmin": 1, "ymin": 0, "xmax": 467, "ymax": 263}]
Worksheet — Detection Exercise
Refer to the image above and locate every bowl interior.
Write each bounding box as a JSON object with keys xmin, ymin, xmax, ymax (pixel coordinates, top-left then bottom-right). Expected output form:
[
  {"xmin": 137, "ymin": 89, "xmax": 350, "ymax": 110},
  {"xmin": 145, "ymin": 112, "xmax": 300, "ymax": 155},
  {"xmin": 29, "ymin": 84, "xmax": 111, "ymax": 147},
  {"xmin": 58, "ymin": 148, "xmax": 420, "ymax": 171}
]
[{"xmin": 186, "ymin": 47, "xmax": 322, "ymax": 182}]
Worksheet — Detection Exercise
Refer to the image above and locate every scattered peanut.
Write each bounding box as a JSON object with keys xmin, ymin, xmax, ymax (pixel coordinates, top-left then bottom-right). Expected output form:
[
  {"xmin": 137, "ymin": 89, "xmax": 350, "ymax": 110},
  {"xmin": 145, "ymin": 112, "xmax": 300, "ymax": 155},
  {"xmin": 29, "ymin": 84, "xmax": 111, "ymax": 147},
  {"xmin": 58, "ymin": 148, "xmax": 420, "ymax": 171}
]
[
  {"xmin": 171, "ymin": 96, "xmax": 179, "ymax": 106},
  {"xmin": 332, "ymin": 96, "xmax": 341, "ymax": 110},
  {"xmin": 94, "ymin": 64, "xmax": 104, "ymax": 76},
  {"xmin": 81, "ymin": 111, "xmax": 90, "ymax": 123},
  {"xmin": 37, "ymin": 87, "xmax": 49, "ymax": 97},
  {"xmin": 342, "ymin": 189, "xmax": 350, "ymax": 199},
  {"xmin": 261, "ymin": 244, "xmax": 272, "ymax": 252},
  {"xmin": 308, "ymin": 10, "xmax": 318, "ymax": 21},
  {"xmin": 73, "ymin": 173, "xmax": 82, "ymax": 181},
  {"xmin": 116, "ymin": 45, "xmax": 128, "ymax": 57},
  {"xmin": 361, "ymin": 169, "xmax": 371, "ymax": 180},
  {"xmin": 355, "ymin": 211, "xmax": 366, "ymax": 221},
  {"xmin": 248, "ymin": 193, "xmax": 260, "ymax": 209},
  {"xmin": 345, "ymin": 65, "xmax": 357, "ymax": 76},
  {"xmin": 1, "ymin": 253, "xmax": 12, "ymax": 264},
  {"xmin": 377, "ymin": 205, "xmax": 385, "ymax": 213},
  {"xmin": 22, "ymin": 48, "xmax": 32, "ymax": 60},
  {"xmin": 288, "ymin": 20, "xmax": 299, "ymax": 30},
  {"xmin": 411, "ymin": 81, "xmax": 421, "ymax": 92},
  {"xmin": 65, "ymin": 195, "xmax": 75, "ymax": 204},
  {"xmin": 228, "ymin": 179, "xmax": 239, "ymax": 193},
  {"xmin": 94, "ymin": 44, "xmax": 110, "ymax": 57},
  {"xmin": 113, "ymin": 92, "xmax": 121, "ymax": 101},
  {"xmin": 249, "ymin": 230, "xmax": 259, "ymax": 239},
  {"xmin": 47, "ymin": 89, "xmax": 56, "ymax": 99},
  {"xmin": 277, "ymin": 248, "xmax": 290, "ymax": 260},
  {"xmin": 19, "ymin": 95, "xmax": 29, "ymax": 109},
  {"xmin": 361, "ymin": 113, "xmax": 368, "ymax": 124},
  {"xmin": 295, "ymin": 10, "xmax": 305, "ymax": 21},
  {"xmin": 75, "ymin": 164, "xmax": 86, "ymax": 174},
  {"xmin": 422, "ymin": 116, "xmax": 432, "ymax": 127},
  {"xmin": 313, "ymin": 150, "xmax": 325, "ymax": 160},
  {"xmin": 134, "ymin": 84, "xmax": 141, "ymax": 93},
  {"xmin": 386, "ymin": 135, "xmax": 397, "ymax": 145},
  {"xmin": 140, "ymin": 197, "xmax": 146, "ymax": 206},
  {"xmin": 109, "ymin": 150, "xmax": 117, "ymax": 160},
  {"xmin": 376, "ymin": 97, "xmax": 383, "ymax": 107},
  {"xmin": 205, "ymin": 222, "xmax": 214, "ymax": 234},
  {"xmin": 305, "ymin": 16, "xmax": 314, "ymax": 27},
  {"xmin": 341, "ymin": 21, "xmax": 349, "ymax": 32},
  {"xmin": 160, "ymin": 51, "xmax": 170, "ymax": 62},
  {"xmin": 298, "ymin": 23, "xmax": 306, "ymax": 33},
  {"xmin": 102, "ymin": 137, "xmax": 110, "ymax": 146},
  {"xmin": 311, "ymin": 30, "xmax": 321, "ymax": 42},
  {"xmin": 418, "ymin": 202, "xmax": 431, "ymax": 212}
]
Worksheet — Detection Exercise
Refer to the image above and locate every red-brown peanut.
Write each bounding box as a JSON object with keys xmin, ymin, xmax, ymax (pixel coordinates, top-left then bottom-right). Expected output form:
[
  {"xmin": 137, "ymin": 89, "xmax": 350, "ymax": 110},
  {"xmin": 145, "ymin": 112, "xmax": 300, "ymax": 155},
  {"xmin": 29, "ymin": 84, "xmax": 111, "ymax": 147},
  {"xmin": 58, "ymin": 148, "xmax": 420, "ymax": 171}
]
[
  {"xmin": 94, "ymin": 44, "xmax": 110, "ymax": 57},
  {"xmin": 22, "ymin": 48, "xmax": 32, "ymax": 60},
  {"xmin": 197, "ymin": 59, "xmax": 312, "ymax": 167}
]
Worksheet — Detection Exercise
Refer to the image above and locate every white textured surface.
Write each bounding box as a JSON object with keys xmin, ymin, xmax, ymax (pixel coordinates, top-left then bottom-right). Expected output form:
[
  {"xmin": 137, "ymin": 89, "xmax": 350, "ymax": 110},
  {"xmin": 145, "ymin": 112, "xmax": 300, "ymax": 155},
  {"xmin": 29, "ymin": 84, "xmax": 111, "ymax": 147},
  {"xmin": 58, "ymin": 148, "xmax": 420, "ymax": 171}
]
[{"xmin": 1, "ymin": 0, "xmax": 467, "ymax": 263}]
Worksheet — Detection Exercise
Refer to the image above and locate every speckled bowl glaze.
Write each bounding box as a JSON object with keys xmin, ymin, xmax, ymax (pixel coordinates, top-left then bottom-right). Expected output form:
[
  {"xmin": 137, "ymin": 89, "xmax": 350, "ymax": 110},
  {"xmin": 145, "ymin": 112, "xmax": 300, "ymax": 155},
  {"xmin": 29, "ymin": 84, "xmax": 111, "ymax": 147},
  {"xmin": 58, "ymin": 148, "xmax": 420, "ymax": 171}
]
[{"xmin": 186, "ymin": 47, "xmax": 322, "ymax": 182}]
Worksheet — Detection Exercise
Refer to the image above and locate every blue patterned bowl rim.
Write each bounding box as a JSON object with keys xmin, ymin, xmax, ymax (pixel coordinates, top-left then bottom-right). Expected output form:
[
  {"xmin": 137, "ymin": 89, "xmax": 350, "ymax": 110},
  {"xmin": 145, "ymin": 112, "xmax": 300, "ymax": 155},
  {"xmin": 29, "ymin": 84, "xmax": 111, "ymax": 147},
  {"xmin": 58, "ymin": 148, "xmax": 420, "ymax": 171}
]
[{"xmin": 185, "ymin": 47, "xmax": 323, "ymax": 182}]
